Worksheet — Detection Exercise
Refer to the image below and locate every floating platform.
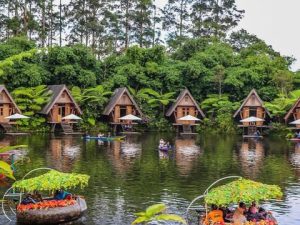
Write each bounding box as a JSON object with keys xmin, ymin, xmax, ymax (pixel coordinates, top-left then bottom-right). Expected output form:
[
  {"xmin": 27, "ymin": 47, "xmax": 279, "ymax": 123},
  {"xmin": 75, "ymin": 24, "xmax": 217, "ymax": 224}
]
[
  {"xmin": 180, "ymin": 132, "xmax": 198, "ymax": 135},
  {"xmin": 120, "ymin": 131, "xmax": 141, "ymax": 134},
  {"xmin": 6, "ymin": 132, "xmax": 29, "ymax": 136},
  {"xmin": 17, "ymin": 197, "xmax": 87, "ymax": 225},
  {"xmin": 63, "ymin": 132, "xmax": 83, "ymax": 135},
  {"xmin": 243, "ymin": 135, "xmax": 263, "ymax": 139},
  {"xmin": 289, "ymin": 138, "xmax": 300, "ymax": 142}
]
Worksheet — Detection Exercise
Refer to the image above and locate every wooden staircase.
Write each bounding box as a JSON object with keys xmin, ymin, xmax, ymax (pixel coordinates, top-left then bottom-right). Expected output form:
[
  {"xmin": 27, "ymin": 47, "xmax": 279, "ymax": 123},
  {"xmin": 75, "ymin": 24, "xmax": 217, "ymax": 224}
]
[
  {"xmin": 182, "ymin": 125, "xmax": 192, "ymax": 134},
  {"xmin": 0, "ymin": 123, "xmax": 13, "ymax": 133},
  {"xmin": 60, "ymin": 123, "xmax": 74, "ymax": 134},
  {"xmin": 248, "ymin": 126, "xmax": 257, "ymax": 135}
]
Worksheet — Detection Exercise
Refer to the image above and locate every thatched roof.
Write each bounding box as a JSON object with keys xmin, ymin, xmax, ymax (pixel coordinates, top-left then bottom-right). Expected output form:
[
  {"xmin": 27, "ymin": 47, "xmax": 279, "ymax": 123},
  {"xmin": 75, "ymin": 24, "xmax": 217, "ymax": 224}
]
[
  {"xmin": 102, "ymin": 87, "xmax": 143, "ymax": 116},
  {"xmin": 233, "ymin": 89, "xmax": 271, "ymax": 118},
  {"xmin": 0, "ymin": 85, "xmax": 21, "ymax": 113},
  {"xmin": 165, "ymin": 88, "xmax": 205, "ymax": 117},
  {"xmin": 40, "ymin": 85, "xmax": 82, "ymax": 115},
  {"xmin": 284, "ymin": 97, "xmax": 300, "ymax": 121}
]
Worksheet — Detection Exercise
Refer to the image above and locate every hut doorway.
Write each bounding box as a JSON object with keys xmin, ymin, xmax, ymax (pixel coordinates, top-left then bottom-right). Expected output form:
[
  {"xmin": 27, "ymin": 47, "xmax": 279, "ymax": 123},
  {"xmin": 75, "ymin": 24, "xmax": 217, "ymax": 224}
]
[
  {"xmin": 120, "ymin": 106, "xmax": 127, "ymax": 117},
  {"xmin": 0, "ymin": 104, "xmax": 4, "ymax": 122},
  {"xmin": 249, "ymin": 108, "xmax": 257, "ymax": 117},
  {"xmin": 58, "ymin": 104, "xmax": 66, "ymax": 122}
]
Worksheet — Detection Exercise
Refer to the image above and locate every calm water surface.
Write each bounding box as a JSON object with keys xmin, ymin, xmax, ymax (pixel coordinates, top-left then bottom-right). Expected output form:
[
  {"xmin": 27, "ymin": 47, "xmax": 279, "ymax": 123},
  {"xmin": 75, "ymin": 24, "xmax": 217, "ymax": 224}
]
[{"xmin": 0, "ymin": 133, "xmax": 299, "ymax": 224}]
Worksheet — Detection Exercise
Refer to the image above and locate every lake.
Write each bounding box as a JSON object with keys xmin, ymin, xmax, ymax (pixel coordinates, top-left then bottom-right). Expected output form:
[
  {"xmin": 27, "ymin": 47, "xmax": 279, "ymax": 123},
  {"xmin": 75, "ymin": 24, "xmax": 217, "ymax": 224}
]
[{"xmin": 0, "ymin": 133, "xmax": 299, "ymax": 224}]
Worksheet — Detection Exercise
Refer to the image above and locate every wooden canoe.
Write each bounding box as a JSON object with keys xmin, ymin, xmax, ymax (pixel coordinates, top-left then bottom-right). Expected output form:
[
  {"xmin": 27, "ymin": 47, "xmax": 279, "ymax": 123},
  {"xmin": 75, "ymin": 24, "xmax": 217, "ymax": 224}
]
[{"xmin": 83, "ymin": 136, "xmax": 125, "ymax": 141}]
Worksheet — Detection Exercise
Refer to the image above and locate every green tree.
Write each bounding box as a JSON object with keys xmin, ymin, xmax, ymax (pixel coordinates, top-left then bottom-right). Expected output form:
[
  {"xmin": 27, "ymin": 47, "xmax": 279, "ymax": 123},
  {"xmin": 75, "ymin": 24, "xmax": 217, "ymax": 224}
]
[
  {"xmin": 72, "ymin": 85, "xmax": 112, "ymax": 120},
  {"xmin": 139, "ymin": 88, "xmax": 176, "ymax": 114},
  {"xmin": 190, "ymin": 0, "xmax": 244, "ymax": 38},
  {"xmin": 161, "ymin": 0, "xmax": 191, "ymax": 49},
  {"xmin": 12, "ymin": 85, "xmax": 51, "ymax": 130}
]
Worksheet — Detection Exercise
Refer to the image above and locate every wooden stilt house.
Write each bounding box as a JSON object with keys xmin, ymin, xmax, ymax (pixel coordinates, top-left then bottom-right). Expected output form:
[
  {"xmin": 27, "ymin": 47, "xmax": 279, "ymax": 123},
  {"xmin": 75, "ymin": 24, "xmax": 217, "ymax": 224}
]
[
  {"xmin": 165, "ymin": 88, "xmax": 205, "ymax": 134},
  {"xmin": 40, "ymin": 85, "xmax": 82, "ymax": 134},
  {"xmin": 233, "ymin": 89, "xmax": 271, "ymax": 136},
  {"xmin": 284, "ymin": 98, "xmax": 300, "ymax": 128},
  {"xmin": 0, "ymin": 85, "xmax": 21, "ymax": 132},
  {"xmin": 102, "ymin": 87, "xmax": 143, "ymax": 133}
]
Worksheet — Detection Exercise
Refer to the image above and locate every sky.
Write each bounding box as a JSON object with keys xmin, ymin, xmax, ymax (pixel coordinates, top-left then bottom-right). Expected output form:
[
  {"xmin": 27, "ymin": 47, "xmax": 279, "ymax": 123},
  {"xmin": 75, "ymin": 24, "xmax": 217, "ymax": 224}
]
[
  {"xmin": 156, "ymin": 0, "xmax": 300, "ymax": 70},
  {"xmin": 235, "ymin": 0, "xmax": 300, "ymax": 71}
]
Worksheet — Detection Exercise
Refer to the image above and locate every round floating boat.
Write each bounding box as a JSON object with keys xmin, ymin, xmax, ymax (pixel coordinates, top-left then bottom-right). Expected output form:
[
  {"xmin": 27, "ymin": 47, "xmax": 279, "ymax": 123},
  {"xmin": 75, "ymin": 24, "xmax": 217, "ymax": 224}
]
[{"xmin": 16, "ymin": 197, "xmax": 87, "ymax": 224}]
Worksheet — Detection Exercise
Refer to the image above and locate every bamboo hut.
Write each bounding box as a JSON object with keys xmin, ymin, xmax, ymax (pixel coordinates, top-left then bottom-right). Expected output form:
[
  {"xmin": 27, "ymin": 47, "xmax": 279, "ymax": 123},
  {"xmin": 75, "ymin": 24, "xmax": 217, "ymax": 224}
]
[
  {"xmin": 0, "ymin": 85, "xmax": 21, "ymax": 132},
  {"xmin": 284, "ymin": 97, "xmax": 300, "ymax": 129},
  {"xmin": 102, "ymin": 87, "xmax": 143, "ymax": 133},
  {"xmin": 40, "ymin": 85, "xmax": 82, "ymax": 134},
  {"xmin": 165, "ymin": 88, "xmax": 205, "ymax": 134},
  {"xmin": 233, "ymin": 89, "xmax": 271, "ymax": 136}
]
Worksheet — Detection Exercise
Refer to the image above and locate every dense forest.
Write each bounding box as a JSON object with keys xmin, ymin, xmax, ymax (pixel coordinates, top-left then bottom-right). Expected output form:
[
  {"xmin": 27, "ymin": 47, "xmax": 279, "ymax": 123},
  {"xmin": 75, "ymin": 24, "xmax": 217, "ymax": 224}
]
[{"xmin": 0, "ymin": 0, "xmax": 299, "ymax": 132}]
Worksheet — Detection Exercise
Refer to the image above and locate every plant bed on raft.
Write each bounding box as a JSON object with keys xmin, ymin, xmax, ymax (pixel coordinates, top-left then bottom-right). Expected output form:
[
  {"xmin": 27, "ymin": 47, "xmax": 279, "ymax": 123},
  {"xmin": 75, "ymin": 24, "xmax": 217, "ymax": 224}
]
[{"xmin": 17, "ymin": 199, "xmax": 76, "ymax": 212}]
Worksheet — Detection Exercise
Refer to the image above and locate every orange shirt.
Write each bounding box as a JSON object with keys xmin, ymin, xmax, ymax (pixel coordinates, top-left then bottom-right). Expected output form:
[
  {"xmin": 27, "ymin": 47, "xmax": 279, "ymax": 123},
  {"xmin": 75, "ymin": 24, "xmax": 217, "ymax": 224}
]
[{"xmin": 204, "ymin": 209, "xmax": 224, "ymax": 224}]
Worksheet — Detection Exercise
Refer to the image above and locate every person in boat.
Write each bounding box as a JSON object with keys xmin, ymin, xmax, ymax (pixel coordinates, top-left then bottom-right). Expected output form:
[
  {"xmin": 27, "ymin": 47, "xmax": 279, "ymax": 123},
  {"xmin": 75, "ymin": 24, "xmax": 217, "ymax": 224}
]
[
  {"xmin": 84, "ymin": 132, "xmax": 90, "ymax": 138},
  {"xmin": 159, "ymin": 139, "xmax": 165, "ymax": 148},
  {"xmin": 254, "ymin": 130, "xmax": 261, "ymax": 137},
  {"xmin": 204, "ymin": 204, "xmax": 224, "ymax": 225},
  {"xmin": 97, "ymin": 133, "xmax": 104, "ymax": 138},
  {"xmin": 247, "ymin": 201, "xmax": 264, "ymax": 221},
  {"xmin": 32, "ymin": 191, "xmax": 43, "ymax": 202},
  {"xmin": 21, "ymin": 194, "xmax": 37, "ymax": 205},
  {"xmin": 54, "ymin": 190, "xmax": 72, "ymax": 200},
  {"xmin": 232, "ymin": 202, "xmax": 247, "ymax": 225},
  {"xmin": 165, "ymin": 142, "xmax": 170, "ymax": 148},
  {"xmin": 294, "ymin": 131, "xmax": 299, "ymax": 138},
  {"xmin": 220, "ymin": 206, "xmax": 233, "ymax": 222}
]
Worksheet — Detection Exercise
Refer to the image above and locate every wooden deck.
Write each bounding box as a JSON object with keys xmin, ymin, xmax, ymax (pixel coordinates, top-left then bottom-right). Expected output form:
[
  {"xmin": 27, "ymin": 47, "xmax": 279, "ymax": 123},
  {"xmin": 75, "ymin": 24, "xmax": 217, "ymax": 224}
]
[
  {"xmin": 6, "ymin": 132, "xmax": 29, "ymax": 136},
  {"xmin": 243, "ymin": 135, "xmax": 263, "ymax": 139}
]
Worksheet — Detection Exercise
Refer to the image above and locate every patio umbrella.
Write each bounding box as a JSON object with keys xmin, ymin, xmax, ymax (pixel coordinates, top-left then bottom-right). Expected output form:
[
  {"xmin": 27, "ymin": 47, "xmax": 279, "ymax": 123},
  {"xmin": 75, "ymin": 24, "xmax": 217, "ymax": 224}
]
[
  {"xmin": 119, "ymin": 114, "xmax": 142, "ymax": 121},
  {"xmin": 13, "ymin": 170, "xmax": 90, "ymax": 192},
  {"xmin": 62, "ymin": 114, "xmax": 82, "ymax": 120},
  {"xmin": 5, "ymin": 113, "xmax": 29, "ymax": 119},
  {"xmin": 5, "ymin": 113, "xmax": 30, "ymax": 131},
  {"xmin": 204, "ymin": 178, "xmax": 282, "ymax": 206},
  {"xmin": 178, "ymin": 115, "xmax": 200, "ymax": 121},
  {"xmin": 240, "ymin": 116, "xmax": 264, "ymax": 123},
  {"xmin": 289, "ymin": 119, "xmax": 300, "ymax": 125}
]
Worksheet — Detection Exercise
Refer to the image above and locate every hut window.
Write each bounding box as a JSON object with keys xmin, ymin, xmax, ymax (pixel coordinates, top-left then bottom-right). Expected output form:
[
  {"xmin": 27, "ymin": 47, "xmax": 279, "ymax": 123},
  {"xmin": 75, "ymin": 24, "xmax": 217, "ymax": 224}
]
[
  {"xmin": 0, "ymin": 107, "xmax": 3, "ymax": 116},
  {"xmin": 249, "ymin": 108, "xmax": 256, "ymax": 117},
  {"xmin": 183, "ymin": 107, "xmax": 190, "ymax": 115},
  {"xmin": 184, "ymin": 95, "xmax": 189, "ymax": 102}
]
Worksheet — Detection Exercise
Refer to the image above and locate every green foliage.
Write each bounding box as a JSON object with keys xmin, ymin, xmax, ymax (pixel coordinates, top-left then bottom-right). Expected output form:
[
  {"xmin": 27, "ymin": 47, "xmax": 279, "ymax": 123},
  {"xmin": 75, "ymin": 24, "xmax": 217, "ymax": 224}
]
[
  {"xmin": 0, "ymin": 161, "xmax": 15, "ymax": 180},
  {"xmin": 265, "ymin": 89, "xmax": 300, "ymax": 119},
  {"xmin": 0, "ymin": 36, "xmax": 36, "ymax": 60},
  {"xmin": 205, "ymin": 178, "xmax": 283, "ymax": 206},
  {"xmin": 132, "ymin": 203, "xmax": 186, "ymax": 225},
  {"xmin": 72, "ymin": 85, "xmax": 112, "ymax": 120},
  {"xmin": 12, "ymin": 85, "xmax": 51, "ymax": 131},
  {"xmin": 13, "ymin": 170, "xmax": 90, "ymax": 192},
  {"xmin": 0, "ymin": 145, "xmax": 27, "ymax": 154}
]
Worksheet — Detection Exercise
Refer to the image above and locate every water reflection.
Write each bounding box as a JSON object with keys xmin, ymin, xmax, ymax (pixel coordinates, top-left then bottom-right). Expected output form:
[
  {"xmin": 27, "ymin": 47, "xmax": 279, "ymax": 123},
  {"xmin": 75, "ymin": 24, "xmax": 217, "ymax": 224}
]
[
  {"xmin": 107, "ymin": 136, "xmax": 141, "ymax": 175},
  {"xmin": 175, "ymin": 138, "xmax": 202, "ymax": 176},
  {"xmin": 47, "ymin": 137, "xmax": 81, "ymax": 171},
  {"xmin": 290, "ymin": 143, "xmax": 300, "ymax": 177},
  {"xmin": 238, "ymin": 139, "xmax": 264, "ymax": 178},
  {"xmin": 0, "ymin": 134, "xmax": 299, "ymax": 225}
]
